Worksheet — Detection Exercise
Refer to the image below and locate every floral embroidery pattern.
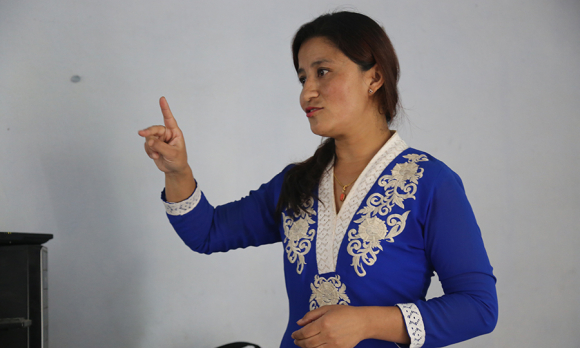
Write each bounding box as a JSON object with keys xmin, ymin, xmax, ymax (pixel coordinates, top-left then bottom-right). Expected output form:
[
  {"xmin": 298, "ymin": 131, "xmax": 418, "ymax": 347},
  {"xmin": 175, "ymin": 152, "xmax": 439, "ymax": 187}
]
[
  {"xmin": 309, "ymin": 275, "xmax": 350, "ymax": 310},
  {"xmin": 282, "ymin": 198, "xmax": 316, "ymax": 274},
  {"xmin": 347, "ymin": 154, "xmax": 428, "ymax": 277}
]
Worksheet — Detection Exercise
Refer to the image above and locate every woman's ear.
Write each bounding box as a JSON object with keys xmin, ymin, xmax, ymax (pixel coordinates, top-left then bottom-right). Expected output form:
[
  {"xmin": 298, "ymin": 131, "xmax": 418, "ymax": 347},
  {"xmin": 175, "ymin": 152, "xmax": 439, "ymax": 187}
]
[{"xmin": 366, "ymin": 65, "xmax": 384, "ymax": 95}]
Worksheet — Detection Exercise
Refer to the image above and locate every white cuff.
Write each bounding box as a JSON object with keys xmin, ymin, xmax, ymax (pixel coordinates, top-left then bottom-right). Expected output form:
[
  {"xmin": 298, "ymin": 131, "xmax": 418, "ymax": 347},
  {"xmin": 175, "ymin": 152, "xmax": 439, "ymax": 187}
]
[
  {"xmin": 163, "ymin": 188, "xmax": 202, "ymax": 216},
  {"xmin": 396, "ymin": 303, "xmax": 425, "ymax": 348}
]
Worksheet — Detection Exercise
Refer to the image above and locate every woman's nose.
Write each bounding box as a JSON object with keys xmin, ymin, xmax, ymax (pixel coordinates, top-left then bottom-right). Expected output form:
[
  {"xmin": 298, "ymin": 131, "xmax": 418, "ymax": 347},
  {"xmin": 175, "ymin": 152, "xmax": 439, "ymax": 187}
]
[{"xmin": 301, "ymin": 79, "xmax": 319, "ymax": 103}]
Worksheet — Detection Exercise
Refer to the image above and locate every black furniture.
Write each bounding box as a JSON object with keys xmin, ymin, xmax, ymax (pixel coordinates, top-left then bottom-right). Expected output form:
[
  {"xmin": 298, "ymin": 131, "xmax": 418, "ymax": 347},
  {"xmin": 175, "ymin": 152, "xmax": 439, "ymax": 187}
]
[
  {"xmin": 0, "ymin": 232, "xmax": 52, "ymax": 348},
  {"xmin": 216, "ymin": 343, "xmax": 260, "ymax": 348}
]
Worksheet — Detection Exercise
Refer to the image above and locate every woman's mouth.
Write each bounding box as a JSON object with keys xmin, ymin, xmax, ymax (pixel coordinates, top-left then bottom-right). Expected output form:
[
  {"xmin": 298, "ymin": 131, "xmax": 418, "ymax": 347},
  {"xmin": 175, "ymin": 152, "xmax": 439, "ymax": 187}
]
[{"xmin": 305, "ymin": 107, "xmax": 323, "ymax": 118}]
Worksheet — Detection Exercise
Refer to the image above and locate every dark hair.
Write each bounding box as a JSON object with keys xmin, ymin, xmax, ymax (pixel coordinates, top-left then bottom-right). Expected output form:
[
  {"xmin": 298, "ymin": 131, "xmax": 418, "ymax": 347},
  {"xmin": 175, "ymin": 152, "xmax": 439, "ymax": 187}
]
[{"xmin": 277, "ymin": 11, "xmax": 401, "ymax": 217}]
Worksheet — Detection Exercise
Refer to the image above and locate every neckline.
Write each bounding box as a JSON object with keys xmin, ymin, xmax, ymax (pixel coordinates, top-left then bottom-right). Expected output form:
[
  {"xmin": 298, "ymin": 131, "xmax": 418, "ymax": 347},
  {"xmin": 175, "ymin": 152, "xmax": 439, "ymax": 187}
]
[
  {"xmin": 316, "ymin": 131, "xmax": 409, "ymax": 275},
  {"xmin": 332, "ymin": 130, "xmax": 398, "ymax": 216}
]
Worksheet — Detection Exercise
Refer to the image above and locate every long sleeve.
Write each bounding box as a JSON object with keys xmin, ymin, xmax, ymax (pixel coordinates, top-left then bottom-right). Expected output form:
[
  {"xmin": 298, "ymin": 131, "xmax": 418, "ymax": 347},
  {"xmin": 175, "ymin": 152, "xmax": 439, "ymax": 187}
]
[
  {"xmin": 162, "ymin": 166, "xmax": 291, "ymax": 254},
  {"xmin": 403, "ymin": 166, "xmax": 498, "ymax": 347}
]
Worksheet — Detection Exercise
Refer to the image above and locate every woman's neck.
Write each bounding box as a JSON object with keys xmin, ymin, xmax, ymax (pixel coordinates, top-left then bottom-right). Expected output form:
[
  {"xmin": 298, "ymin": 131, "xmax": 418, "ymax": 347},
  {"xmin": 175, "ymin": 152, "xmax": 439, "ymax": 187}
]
[{"xmin": 334, "ymin": 126, "xmax": 392, "ymax": 171}]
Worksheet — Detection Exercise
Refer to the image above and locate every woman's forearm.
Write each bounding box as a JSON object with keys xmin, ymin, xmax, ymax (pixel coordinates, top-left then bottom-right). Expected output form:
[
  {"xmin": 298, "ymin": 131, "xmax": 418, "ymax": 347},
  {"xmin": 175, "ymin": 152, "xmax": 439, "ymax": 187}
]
[{"xmin": 292, "ymin": 304, "xmax": 411, "ymax": 347}]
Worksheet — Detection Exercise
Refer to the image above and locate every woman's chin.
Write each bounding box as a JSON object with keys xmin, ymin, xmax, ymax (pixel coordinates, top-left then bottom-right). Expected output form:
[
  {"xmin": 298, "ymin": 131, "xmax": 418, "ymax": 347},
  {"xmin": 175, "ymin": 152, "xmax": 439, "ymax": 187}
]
[
  {"xmin": 308, "ymin": 122, "xmax": 332, "ymax": 138},
  {"xmin": 309, "ymin": 127, "xmax": 330, "ymax": 138}
]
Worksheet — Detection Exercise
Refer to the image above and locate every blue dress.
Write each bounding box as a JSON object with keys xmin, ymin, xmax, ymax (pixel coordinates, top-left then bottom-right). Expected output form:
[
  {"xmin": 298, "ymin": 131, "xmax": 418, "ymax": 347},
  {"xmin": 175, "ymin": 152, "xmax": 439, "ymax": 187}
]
[{"xmin": 163, "ymin": 133, "xmax": 498, "ymax": 348}]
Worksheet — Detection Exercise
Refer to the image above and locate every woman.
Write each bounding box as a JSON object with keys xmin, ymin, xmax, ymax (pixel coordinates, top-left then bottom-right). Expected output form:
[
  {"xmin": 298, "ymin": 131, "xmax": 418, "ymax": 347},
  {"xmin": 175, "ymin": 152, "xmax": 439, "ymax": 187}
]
[{"xmin": 138, "ymin": 11, "xmax": 498, "ymax": 348}]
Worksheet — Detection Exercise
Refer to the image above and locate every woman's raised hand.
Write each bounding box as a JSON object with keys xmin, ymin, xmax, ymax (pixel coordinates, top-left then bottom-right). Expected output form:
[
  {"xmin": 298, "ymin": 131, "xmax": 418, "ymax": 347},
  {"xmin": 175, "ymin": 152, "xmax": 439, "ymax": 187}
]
[
  {"xmin": 139, "ymin": 97, "xmax": 189, "ymax": 174},
  {"xmin": 139, "ymin": 97, "xmax": 196, "ymax": 202}
]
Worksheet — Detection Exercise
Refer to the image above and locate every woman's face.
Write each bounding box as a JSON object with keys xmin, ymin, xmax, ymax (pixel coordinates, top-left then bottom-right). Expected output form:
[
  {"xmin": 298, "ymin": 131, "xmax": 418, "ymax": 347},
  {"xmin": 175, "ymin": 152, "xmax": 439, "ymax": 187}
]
[{"xmin": 297, "ymin": 37, "xmax": 379, "ymax": 139}]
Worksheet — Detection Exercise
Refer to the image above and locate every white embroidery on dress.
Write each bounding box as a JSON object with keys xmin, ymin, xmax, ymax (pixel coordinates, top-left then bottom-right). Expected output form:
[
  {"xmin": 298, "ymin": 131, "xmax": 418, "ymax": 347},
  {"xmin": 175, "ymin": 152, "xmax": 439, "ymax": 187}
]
[
  {"xmin": 396, "ymin": 303, "xmax": 426, "ymax": 348},
  {"xmin": 282, "ymin": 198, "xmax": 316, "ymax": 274},
  {"xmin": 164, "ymin": 188, "xmax": 202, "ymax": 216},
  {"xmin": 316, "ymin": 132, "xmax": 409, "ymax": 275},
  {"xmin": 347, "ymin": 154, "xmax": 428, "ymax": 277},
  {"xmin": 309, "ymin": 275, "xmax": 350, "ymax": 310}
]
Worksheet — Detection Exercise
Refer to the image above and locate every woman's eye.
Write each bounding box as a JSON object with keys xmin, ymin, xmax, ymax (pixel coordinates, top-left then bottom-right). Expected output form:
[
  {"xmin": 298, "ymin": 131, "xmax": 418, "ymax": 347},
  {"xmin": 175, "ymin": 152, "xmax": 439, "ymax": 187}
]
[
  {"xmin": 317, "ymin": 68, "xmax": 329, "ymax": 77},
  {"xmin": 298, "ymin": 76, "xmax": 306, "ymax": 85}
]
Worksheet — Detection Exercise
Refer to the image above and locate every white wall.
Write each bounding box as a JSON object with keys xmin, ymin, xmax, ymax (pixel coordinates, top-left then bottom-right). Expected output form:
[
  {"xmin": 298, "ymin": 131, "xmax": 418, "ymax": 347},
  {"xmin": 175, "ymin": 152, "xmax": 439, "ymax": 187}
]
[{"xmin": 1, "ymin": 0, "xmax": 579, "ymax": 347}]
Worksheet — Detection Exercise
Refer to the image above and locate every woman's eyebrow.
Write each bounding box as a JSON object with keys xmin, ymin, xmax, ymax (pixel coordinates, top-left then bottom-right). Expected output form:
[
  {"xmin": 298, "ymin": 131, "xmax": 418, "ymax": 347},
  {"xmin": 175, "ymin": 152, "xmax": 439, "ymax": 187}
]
[{"xmin": 297, "ymin": 59, "xmax": 333, "ymax": 75}]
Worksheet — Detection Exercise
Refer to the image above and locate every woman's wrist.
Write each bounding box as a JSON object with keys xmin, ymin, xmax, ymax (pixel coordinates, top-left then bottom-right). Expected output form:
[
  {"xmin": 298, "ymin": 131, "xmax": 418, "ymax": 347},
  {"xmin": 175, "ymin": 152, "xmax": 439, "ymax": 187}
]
[
  {"xmin": 164, "ymin": 165, "xmax": 196, "ymax": 203},
  {"xmin": 359, "ymin": 306, "xmax": 410, "ymax": 344}
]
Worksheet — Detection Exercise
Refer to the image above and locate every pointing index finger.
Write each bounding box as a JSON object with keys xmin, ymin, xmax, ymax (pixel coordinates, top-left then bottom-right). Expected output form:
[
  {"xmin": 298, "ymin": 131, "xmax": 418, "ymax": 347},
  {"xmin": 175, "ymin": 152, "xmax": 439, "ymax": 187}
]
[{"xmin": 159, "ymin": 96, "xmax": 179, "ymax": 130}]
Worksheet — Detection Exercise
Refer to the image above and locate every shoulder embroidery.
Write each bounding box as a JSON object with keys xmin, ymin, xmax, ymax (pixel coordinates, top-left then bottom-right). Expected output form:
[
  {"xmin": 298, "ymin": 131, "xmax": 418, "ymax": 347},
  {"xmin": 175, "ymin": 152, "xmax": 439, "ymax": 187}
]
[
  {"xmin": 309, "ymin": 275, "xmax": 350, "ymax": 310},
  {"xmin": 347, "ymin": 154, "xmax": 428, "ymax": 277},
  {"xmin": 282, "ymin": 198, "xmax": 316, "ymax": 274}
]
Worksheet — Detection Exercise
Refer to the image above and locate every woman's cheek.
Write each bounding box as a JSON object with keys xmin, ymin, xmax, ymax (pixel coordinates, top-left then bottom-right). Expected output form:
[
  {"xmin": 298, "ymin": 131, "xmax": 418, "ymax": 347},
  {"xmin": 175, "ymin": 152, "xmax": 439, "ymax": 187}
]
[{"xmin": 325, "ymin": 83, "xmax": 344, "ymax": 104}]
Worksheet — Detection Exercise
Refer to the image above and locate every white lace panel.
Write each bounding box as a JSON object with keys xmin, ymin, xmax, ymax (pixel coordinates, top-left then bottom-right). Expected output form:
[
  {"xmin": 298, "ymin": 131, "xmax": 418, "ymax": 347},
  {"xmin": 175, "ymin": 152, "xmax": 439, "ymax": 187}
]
[
  {"xmin": 396, "ymin": 303, "xmax": 426, "ymax": 348},
  {"xmin": 164, "ymin": 188, "xmax": 202, "ymax": 216},
  {"xmin": 316, "ymin": 132, "xmax": 409, "ymax": 274},
  {"xmin": 316, "ymin": 163, "xmax": 337, "ymax": 274}
]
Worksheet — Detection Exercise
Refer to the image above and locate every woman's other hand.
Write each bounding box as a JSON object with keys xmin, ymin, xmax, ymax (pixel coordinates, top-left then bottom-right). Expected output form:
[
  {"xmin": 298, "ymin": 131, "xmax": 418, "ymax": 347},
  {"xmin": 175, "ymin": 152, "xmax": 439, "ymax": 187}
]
[
  {"xmin": 291, "ymin": 305, "xmax": 366, "ymax": 348},
  {"xmin": 138, "ymin": 97, "xmax": 196, "ymax": 202},
  {"xmin": 291, "ymin": 305, "xmax": 410, "ymax": 347}
]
